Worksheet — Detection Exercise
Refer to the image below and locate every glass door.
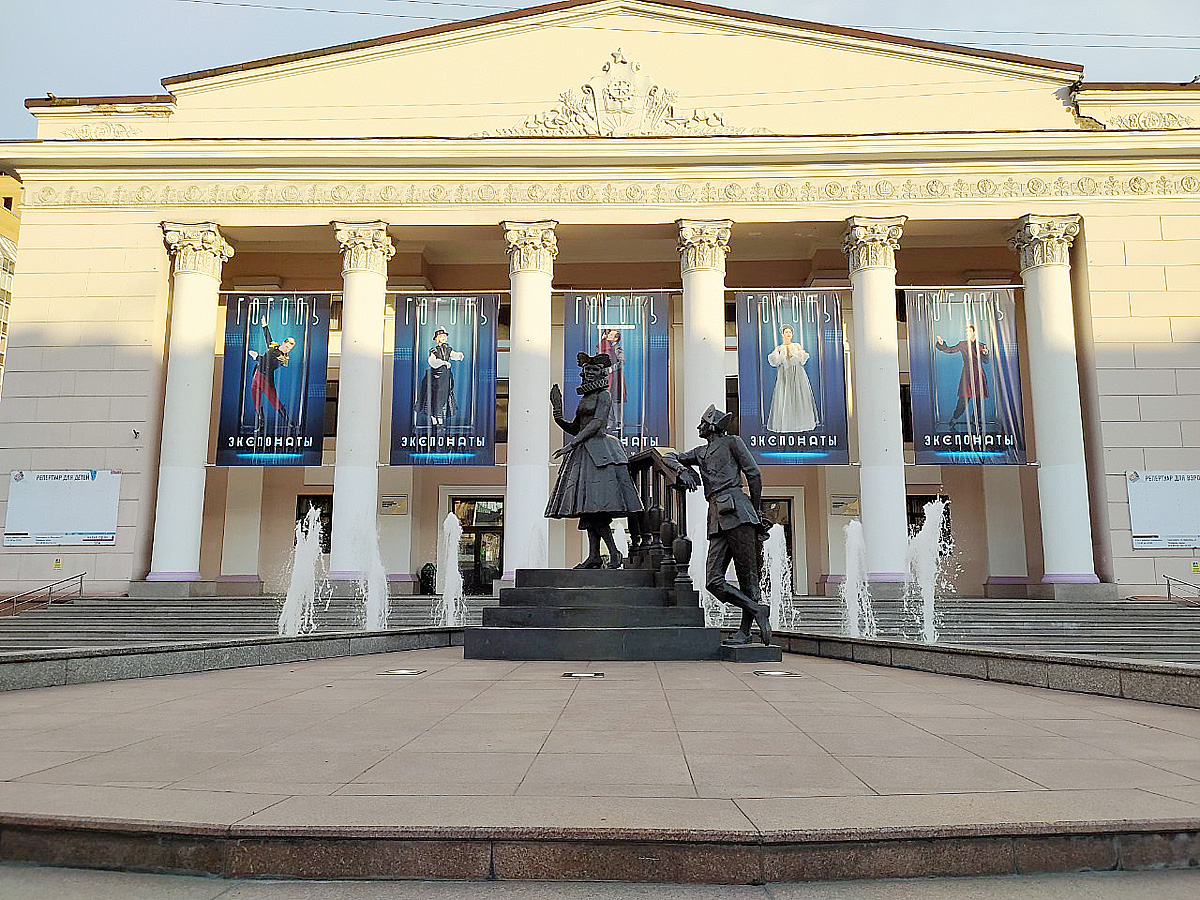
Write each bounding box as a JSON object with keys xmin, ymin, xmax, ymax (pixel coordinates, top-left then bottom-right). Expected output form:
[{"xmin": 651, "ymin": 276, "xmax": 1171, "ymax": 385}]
[{"xmin": 450, "ymin": 497, "xmax": 504, "ymax": 595}]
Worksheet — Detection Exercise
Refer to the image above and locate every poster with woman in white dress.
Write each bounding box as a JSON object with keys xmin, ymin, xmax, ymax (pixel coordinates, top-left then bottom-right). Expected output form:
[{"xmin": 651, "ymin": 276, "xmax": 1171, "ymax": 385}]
[
  {"xmin": 766, "ymin": 326, "xmax": 819, "ymax": 434},
  {"xmin": 735, "ymin": 291, "xmax": 849, "ymax": 465}
]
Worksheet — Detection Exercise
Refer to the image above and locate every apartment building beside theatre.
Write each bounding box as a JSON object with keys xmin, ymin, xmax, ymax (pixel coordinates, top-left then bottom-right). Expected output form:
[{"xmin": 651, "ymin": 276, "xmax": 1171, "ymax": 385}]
[{"xmin": 1, "ymin": 0, "xmax": 1198, "ymax": 601}]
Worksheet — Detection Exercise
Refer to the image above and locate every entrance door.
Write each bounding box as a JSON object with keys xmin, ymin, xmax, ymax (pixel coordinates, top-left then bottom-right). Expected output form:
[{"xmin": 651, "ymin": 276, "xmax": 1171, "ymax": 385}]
[{"xmin": 450, "ymin": 497, "xmax": 504, "ymax": 595}]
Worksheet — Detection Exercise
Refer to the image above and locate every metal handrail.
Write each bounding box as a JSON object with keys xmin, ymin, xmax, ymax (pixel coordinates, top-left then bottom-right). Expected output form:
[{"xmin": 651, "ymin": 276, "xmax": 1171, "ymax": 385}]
[
  {"xmin": 2, "ymin": 573, "xmax": 86, "ymax": 616},
  {"xmin": 1165, "ymin": 575, "xmax": 1200, "ymax": 603}
]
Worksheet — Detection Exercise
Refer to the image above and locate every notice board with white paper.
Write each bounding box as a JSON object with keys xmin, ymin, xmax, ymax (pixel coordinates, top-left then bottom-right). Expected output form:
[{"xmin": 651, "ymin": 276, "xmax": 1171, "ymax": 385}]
[
  {"xmin": 1125, "ymin": 471, "xmax": 1200, "ymax": 549},
  {"xmin": 4, "ymin": 470, "xmax": 122, "ymax": 546}
]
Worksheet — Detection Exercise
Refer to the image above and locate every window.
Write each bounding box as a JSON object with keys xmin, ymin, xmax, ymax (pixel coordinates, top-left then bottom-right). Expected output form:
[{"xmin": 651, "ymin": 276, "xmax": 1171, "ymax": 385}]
[
  {"xmin": 497, "ymin": 300, "xmax": 511, "ymax": 342},
  {"xmin": 725, "ymin": 376, "xmax": 739, "ymax": 434},
  {"xmin": 2, "ymin": 197, "xmax": 12, "ymax": 211},
  {"xmin": 899, "ymin": 383, "xmax": 914, "ymax": 444},
  {"xmin": 495, "ymin": 379, "xmax": 508, "ymax": 443},
  {"xmin": 323, "ymin": 380, "xmax": 339, "ymax": 438}
]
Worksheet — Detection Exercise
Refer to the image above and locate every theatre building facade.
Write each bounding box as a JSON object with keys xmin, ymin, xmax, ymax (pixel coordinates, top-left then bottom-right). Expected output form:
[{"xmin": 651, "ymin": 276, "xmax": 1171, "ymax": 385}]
[{"xmin": 1, "ymin": 0, "xmax": 1198, "ymax": 601}]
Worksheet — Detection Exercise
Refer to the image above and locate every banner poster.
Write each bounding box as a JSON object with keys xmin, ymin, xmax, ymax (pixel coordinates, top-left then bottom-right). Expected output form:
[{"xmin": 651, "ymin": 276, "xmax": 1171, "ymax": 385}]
[
  {"xmin": 216, "ymin": 293, "xmax": 332, "ymax": 466},
  {"xmin": 735, "ymin": 291, "xmax": 849, "ymax": 465},
  {"xmin": 562, "ymin": 292, "xmax": 671, "ymax": 450},
  {"xmin": 391, "ymin": 293, "xmax": 499, "ymax": 466},
  {"xmin": 904, "ymin": 288, "xmax": 1026, "ymax": 465}
]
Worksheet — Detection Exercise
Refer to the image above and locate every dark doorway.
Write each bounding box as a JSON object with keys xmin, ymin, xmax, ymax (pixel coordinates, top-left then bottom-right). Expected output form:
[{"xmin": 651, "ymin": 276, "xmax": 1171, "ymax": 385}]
[
  {"xmin": 761, "ymin": 497, "xmax": 795, "ymax": 584},
  {"xmin": 450, "ymin": 496, "xmax": 504, "ymax": 595}
]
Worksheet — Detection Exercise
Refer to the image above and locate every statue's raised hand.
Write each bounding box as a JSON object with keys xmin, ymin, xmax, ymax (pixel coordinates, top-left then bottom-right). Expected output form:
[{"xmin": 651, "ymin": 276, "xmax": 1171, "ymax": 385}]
[{"xmin": 549, "ymin": 383, "xmax": 564, "ymax": 415}]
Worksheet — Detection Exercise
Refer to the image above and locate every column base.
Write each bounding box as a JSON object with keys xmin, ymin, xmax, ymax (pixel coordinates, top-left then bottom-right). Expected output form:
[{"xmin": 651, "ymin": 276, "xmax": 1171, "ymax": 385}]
[
  {"xmin": 128, "ymin": 580, "xmax": 263, "ymax": 598},
  {"xmin": 1029, "ymin": 580, "xmax": 1120, "ymax": 602},
  {"xmin": 388, "ymin": 574, "xmax": 417, "ymax": 597},
  {"xmin": 817, "ymin": 574, "xmax": 843, "ymax": 598},
  {"xmin": 985, "ymin": 576, "xmax": 1032, "ymax": 599}
]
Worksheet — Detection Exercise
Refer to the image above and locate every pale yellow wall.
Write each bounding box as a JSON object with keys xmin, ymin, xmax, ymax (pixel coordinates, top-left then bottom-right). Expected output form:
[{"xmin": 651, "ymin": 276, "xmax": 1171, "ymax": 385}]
[
  {"xmin": 1077, "ymin": 207, "xmax": 1200, "ymax": 596},
  {"xmin": 0, "ymin": 210, "xmax": 169, "ymax": 595}
]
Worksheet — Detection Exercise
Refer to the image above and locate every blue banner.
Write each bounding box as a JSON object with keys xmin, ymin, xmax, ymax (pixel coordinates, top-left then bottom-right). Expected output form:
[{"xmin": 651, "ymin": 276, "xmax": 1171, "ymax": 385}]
[
  {"xmin": 562, "ymin": 292, "xmax": 671, "ymax": 450},
  {"xmin": 216, "ymin": 293, "xmax": 331, "ymax": 466},
  {"xmin": 391, "ymin": 294, "xmax": 498, "ymax": 466},
  {"xmin": 735, "ymin": 291, "xmax": 849, "ymax": 465},
  {"xmin": 904, "ymin": 288, "xmax": 1026, "ymax": 465}
]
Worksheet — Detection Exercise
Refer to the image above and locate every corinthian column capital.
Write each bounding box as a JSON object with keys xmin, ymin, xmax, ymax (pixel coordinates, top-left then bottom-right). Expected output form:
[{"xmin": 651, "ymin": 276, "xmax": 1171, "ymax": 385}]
[
  {"xmin": 162, "ymin": 222, "xmax": 233, "ymax": 278},
  {"xmin": 502, "ymin": 220, "xmax": 558, "ymax": 275},
  {"xmin": 842, "ymin": 216, "xmax": 906, "ymax": 273},
  {"xmin": 1010, "ymin": 214, "xmax": 1081, "ymax": 271},
  {"xmin": 333, "ymin": 221, "xmax": 395, "ymax": 275},
  {"xmin": 677, "ymin": 219, "xmax": 732, "ymax": 274}
]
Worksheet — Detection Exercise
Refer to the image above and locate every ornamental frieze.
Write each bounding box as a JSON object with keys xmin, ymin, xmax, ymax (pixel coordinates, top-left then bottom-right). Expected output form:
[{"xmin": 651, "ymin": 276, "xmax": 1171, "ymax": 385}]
[{"xmin": 28, "ymin": 172, "xmax": 1200, "ymax": 208}]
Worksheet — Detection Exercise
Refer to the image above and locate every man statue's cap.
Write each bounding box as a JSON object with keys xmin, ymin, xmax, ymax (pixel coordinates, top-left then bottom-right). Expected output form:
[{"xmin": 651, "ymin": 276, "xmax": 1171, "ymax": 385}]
[
  {"xmin": 701, "ymin": 404, "xmax": 733, "ymax": 430},
  {"xmin": 433, "ymin": 326, "xmax": 449, "ymax": 338}
]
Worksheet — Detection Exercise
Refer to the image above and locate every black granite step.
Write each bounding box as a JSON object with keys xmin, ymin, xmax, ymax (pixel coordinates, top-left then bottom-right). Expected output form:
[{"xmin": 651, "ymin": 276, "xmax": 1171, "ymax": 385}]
[
  {"xmin": 483, "ymin": 606, "xmax": 705, "ymax": 628},
  {"xmin": 499, "ymin": 586, "xmax": 668, "ymax": 608},
  {"xmin": 720, "ymin": 643, "xmax": 784, "ymax": 663},
  {"xmin": 464, "ymin": 626, "xmax": 722, "ymax": 661},
  {"xmin": 514, "ymin": 569, "xmax": 656, "ymax": 589}
]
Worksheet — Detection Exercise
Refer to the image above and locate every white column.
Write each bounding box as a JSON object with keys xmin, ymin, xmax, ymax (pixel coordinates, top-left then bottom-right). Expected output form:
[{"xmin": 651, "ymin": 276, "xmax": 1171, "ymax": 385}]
[
  {"xmin": 501, "ymin": 220, "xmax": 557, "ymax": 578},
  {"xmin": 843, "ymin": 216, "xmax": 908, "ymax": 584},
  {"xmin": 1011, "ymin": 214, "xmax": 1098, "ymax": 584},
  {"xmin": 148, "ymin": 223, "xmax": 233, "ymax": 580},
  {"xmin": 678, "ymin": 219, "xmax": 733, "ymax": 597},
  {"xmin": 329, "ymin": 221, "xmax": 394, "ymax": 577}
]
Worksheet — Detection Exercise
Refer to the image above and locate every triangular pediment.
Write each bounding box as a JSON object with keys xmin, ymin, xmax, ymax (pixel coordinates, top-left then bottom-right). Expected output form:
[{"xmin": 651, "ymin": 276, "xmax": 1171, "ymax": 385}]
[{"xmin": 153, "ymin": 0, "xmax": 1082, "ymax": 139}]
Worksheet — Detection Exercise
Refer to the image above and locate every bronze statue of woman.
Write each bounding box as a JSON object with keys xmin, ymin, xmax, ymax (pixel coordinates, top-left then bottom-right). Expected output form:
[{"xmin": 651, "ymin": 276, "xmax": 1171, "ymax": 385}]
[{"xmin": 545, "ymin": 352, "xmax": 643, "ymax": 568}]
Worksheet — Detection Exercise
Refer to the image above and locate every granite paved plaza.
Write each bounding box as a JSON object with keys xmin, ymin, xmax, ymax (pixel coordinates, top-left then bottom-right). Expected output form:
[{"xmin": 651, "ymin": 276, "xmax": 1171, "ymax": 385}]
[{"xmin": 0, "ymin": 646, "xmax": 1198, "ymax": 835}]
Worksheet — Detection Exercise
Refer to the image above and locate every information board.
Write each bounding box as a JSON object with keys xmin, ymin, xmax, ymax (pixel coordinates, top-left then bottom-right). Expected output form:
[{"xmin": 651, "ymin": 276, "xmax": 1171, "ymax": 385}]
[
  {"xmin": 4, "ymin": 470, "xmax": 122, "ymax": 546},
  {"xmin": 1126, "ymin": 471, "xmax": 1200, "ymax": 549}
]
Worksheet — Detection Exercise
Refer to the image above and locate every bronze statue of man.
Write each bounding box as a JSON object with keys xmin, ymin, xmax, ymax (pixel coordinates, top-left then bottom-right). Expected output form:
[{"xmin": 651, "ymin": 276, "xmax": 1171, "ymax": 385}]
[{"xmin": 666, "ymin": 405, "xmax": 772, "ymax": 645}]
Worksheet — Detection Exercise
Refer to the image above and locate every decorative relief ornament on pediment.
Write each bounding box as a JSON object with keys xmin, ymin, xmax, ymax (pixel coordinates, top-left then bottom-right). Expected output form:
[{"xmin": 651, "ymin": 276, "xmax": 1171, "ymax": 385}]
[
  {"xmin": 475, "ymin": 49, "xmax": 769, "ymax": 137},
  {"xmin": 1107, "ymin": 111, "xmax": 1194, "ymax": 130}
]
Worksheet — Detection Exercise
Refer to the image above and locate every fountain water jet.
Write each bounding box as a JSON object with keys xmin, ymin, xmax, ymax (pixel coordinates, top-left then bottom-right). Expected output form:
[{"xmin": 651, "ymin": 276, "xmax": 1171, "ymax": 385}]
[
  {"xmin": 278, "ymin": 505, "xmax": 328, "ymax": 636},
  {"xmin": 902, "ymin": 498, "xmax": 952, "ymax": 643},
  {"xmin": 434, "ymin": 512, "xmax": 467, "ymax": 627},
  {"xmin": 839, "ymin": 519, "xmax": 877, "ymax": 639},
  {"xmin": 355, "ymin": 526, "xmax": 390, "ymax": 632},
  {"xmin": 761, "ymin": 523, "xmax": 798, "ymax": 632}
]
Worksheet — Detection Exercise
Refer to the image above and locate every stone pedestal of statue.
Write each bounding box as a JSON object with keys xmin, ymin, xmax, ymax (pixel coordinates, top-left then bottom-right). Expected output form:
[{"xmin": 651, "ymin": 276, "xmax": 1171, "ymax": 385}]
[{"xmin": 464, "ymin": 567, "xmax": 781, "ymax": 662}]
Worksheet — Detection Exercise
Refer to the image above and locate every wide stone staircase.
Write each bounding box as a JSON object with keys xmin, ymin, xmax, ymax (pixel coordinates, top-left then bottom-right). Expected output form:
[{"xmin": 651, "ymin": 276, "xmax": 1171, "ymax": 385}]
[
  {"xmin": 776, "ymin": 595, "xmax": 1200, "ymax": 666},
  {"xmin": 1, "ymin": 590, "xmax": 1198, "ymax": 666},
  {"xmin": 0, "ymin": 595, "xmax": 497, "ymax": 652}
]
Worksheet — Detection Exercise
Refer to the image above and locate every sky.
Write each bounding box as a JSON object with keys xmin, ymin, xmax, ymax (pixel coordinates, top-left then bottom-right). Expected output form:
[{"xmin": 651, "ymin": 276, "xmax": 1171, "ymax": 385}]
[{"xmin": 1, "ymin": 0, "xmax": 1199, "ymax": 140}]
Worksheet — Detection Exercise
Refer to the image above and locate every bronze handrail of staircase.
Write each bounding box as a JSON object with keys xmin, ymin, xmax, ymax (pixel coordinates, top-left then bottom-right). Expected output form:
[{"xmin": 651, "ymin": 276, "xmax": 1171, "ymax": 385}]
[
  {"xmin": 2, "ymin": 573, "xmax": 86, "ymax": 617},
  {"xmin": 1165, "ymin": 575, "xmax": 1200, "ymax": 605},
  {"xmin": 627, "ymin": 448, "xmax": 696, "ymax": 606}
]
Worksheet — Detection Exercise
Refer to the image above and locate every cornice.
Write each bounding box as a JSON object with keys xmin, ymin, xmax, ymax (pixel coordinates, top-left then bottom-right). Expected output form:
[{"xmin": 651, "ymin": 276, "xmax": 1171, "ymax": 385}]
[
  {"xmin": 3, "ymin": 130, "xmax": 1200, "ymax": 173},
  {"xmin": 161, "ymin": 0, "xmax": 1080, "ymax": 93}
]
